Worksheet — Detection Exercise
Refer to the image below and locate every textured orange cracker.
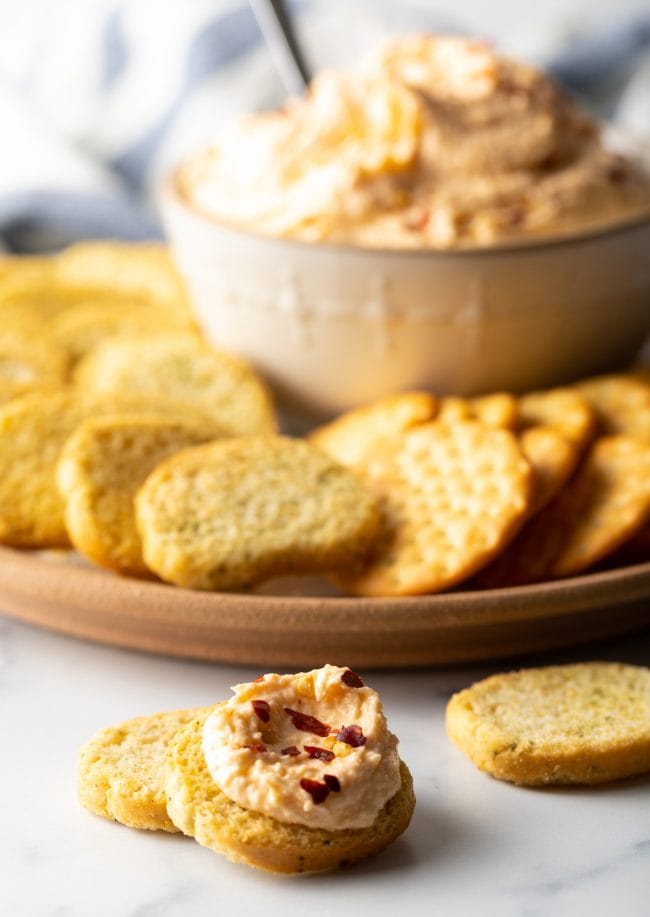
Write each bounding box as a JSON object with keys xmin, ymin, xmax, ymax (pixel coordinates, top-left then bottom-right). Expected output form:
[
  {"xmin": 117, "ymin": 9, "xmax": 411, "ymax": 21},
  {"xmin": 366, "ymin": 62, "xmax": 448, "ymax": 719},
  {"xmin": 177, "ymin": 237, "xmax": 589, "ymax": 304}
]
[
  {"xmin": 340, "ymin": 421, "xmax": 532, "ymax": 597},
  {"xmin": 517, "ymin": 387, "xmax": 595, "ymax": 450},
  {"xmin": 518, "ymin": 425, "xmax": 579, "ymax": 516},
  {"xmin": 477, "ymin": 435, "xmax": 650, "ymax": 586},
  {"xmin": 438, "ymin": 393, "xmax": 517, "ymax": 430},
  {"xmin": 468, "ymin": 393, "xmax": 518, "ymax": 429},
  {"xmin": 436, "ymin": 397, "xmax": 473, "ymax": 424},
  {"xmin": 577, "ymin": 374, "xmax": 650, "ymax": 442},
  {"xmin": 310, "ymin": 391, "xmax": 438, "ymax": 473}
]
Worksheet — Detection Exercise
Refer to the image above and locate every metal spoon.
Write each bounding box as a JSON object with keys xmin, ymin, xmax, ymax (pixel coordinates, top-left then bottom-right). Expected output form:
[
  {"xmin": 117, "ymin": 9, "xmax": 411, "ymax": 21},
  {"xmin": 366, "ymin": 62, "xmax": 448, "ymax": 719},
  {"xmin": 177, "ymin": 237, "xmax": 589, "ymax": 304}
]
[{"xmin": 249, "ymin": 0, "xmax": 311, "ymax": 96}]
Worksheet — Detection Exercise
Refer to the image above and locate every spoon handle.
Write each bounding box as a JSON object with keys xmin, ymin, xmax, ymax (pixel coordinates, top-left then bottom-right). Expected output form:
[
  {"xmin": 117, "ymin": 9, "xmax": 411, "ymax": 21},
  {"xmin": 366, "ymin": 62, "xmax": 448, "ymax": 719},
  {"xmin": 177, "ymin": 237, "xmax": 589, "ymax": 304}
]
[{"xmin": 249, "ymin": 0, "xmax": 311, "ymax": 96}]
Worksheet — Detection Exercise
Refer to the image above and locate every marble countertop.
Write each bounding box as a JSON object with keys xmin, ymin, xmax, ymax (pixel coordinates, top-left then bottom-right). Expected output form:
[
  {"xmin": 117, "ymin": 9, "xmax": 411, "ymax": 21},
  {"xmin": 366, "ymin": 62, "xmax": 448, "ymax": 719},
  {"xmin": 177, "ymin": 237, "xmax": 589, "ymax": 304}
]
[{"xmin": 2, "ymin": 613, "xmax": 649, "ymax": 917}]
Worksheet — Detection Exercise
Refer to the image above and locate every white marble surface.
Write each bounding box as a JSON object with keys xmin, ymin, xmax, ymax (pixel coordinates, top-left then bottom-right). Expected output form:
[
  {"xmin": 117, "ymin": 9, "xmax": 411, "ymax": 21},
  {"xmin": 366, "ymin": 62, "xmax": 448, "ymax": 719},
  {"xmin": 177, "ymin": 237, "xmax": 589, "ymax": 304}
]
[{"xmin": 1, "ymin": 613, "xmax": 649, "ymax": 917}]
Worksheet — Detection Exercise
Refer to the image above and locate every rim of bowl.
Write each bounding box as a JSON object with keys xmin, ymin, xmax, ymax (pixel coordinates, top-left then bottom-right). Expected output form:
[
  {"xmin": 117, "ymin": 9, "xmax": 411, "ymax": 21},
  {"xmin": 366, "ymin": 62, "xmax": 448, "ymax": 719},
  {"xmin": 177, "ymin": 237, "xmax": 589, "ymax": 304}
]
[{"xmin": 162, "ymin": 168, "xmax": 650, "ymax": 260}]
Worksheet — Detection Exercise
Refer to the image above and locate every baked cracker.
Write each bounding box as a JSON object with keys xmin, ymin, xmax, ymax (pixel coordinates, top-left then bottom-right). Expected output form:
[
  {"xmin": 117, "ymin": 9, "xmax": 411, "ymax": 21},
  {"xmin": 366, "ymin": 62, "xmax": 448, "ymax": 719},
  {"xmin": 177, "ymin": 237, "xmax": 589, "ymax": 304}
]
[
  {"xmin": 340, "ymin": 420, "xmax": 532, "ymax": 597},
  {"xmin": 477, "ymin": 435, "xmax": 650, "ymax": 586},
  {"xmin": 446, "ymin": 662, "xmax": 650, "ymax": 786},
  {"xmin": 58, "ymin": 414, "xmax": 226, "ymax": 577},
  {"xmin": 165, "ymin": 709, "xmax": 415, "ymax": 873},
  {"xmin": 74, "ymin": 333, "xmax": 277, "ymax": 437},
  {"xmin": 136, "ymin": 436, "xmax": 381, "ymax": 590},
  {"xmin": 78, "ymin": 707, "xmax": 210, "ymax": 832}
]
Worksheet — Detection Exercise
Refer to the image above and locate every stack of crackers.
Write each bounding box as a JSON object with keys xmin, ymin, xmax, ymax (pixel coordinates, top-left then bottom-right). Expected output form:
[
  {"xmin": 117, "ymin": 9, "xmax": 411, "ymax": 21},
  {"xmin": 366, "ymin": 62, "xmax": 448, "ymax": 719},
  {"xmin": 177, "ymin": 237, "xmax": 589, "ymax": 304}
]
[
  {"xmin": 0, "ymin": 241, "xmax": 648, "ymax": 595},
  {"xmin": 77, "ymin": 658, "xmax": 650, "ymax": 875},
  {"xmin": 78, "ymin": 674, "xmax": 416, "ymax": 874}
]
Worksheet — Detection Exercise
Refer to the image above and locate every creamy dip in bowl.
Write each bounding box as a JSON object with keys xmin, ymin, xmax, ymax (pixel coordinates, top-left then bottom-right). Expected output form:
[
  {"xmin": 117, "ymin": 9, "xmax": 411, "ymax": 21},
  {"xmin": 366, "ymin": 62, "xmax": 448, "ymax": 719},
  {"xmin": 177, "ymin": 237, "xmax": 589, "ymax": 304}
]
[
  {"xmin": 163, "ymin": 35, "xmax": 650, "ymax": 417},
  {"xmin": 178, "ymin": 35, "xmax": 650, "ymax": 250}
]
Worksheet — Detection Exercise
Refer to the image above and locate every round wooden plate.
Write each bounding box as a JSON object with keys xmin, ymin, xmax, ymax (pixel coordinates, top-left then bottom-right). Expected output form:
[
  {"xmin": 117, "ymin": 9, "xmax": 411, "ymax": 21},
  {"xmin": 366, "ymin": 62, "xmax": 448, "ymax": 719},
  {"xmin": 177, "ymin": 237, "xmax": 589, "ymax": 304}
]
[{"xmin": 0, "ymin": 546, "xmax": 648, "ymax": 667}]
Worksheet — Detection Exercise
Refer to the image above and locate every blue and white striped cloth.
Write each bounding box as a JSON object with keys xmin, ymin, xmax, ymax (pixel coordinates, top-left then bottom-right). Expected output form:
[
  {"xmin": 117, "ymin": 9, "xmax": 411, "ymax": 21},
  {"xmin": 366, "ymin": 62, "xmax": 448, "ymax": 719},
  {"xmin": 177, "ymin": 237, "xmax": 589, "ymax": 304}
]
[{"xmin": 1, "ymin": 0, "xmax": 649, "ymax": 252}]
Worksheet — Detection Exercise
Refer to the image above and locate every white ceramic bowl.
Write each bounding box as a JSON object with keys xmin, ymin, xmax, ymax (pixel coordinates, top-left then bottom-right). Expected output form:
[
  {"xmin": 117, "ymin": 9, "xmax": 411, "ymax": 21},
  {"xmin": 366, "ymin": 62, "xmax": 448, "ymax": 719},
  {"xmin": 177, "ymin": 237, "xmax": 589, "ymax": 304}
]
[{"xmin": 161, "ymin": 176, "xmax": 650, "ymax": 420}]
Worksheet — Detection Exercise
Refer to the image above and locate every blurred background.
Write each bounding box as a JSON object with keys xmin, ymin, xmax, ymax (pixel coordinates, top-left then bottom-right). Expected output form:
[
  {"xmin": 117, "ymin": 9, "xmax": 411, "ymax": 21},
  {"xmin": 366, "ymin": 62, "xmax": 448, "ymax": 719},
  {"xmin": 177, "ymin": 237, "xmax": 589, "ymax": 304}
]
[{"xmin": 1, "ymin": 0, "xmax": 649, "ymax": 251}]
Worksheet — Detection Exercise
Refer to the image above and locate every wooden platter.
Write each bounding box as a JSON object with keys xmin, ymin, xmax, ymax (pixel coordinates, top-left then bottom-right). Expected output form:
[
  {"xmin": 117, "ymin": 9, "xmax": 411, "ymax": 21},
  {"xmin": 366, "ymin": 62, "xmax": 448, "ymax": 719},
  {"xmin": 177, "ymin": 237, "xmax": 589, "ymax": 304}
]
[{"xmin": 0, "ymin": 546, "xmax": 648, "ymax": 667}]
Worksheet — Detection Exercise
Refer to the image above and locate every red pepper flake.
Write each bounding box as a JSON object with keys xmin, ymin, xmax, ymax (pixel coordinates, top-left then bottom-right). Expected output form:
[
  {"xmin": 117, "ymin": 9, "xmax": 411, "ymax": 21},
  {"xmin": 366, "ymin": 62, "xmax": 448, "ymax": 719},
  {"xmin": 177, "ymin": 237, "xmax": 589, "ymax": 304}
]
[
  {"xmin": 304, "ymin": 745, "xmax": 335, "ymax": 762},
  {"xmin": 242, "ymin": 743, "xmax": 267, "ymax": 753},
  {"xmin": 284, "ymin": 707, "xmax": 331, "ymax": 737},
  {"xmin": 300, "ymin": 778, "xmax": 330, "ymax": 805},
  {"xmin": 323, "ymin": 774, "xmax": 341, "ymax": 792},
  {"xmin": 251, "ymin": 699, "xmax": 271, "ymax": 723},
  {"xmin": 281, "ymin": 745, "xmax": 301, "ymax": 756},
  {"xmin": 341, "ymin": 669, "xmax": 364, "ymax": 688},
  {"xmin": 253, "ymin": 675, "xmax": 265, "ymax": 683},
  {"xmin": 335, "ymin": 724, "xmax": 366, "ymax": 747}
]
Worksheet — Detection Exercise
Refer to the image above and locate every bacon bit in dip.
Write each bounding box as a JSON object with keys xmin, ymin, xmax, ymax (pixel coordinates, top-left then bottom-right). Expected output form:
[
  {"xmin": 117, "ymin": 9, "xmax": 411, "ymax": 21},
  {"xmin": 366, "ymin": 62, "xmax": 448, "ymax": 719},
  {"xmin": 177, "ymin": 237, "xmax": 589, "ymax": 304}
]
[
  {"xmin": 281, "ymin": 745, "xmax": 301, "ymax": 756},
  {"xmin": 284, "ymin": 707, "xmax": 331, "ymax": 737},
  {"xmin": 300, "ymin": 778, "xmax": 331, "ymax": 805},
  {"xmin": 324, "ymin": 774, "xmax": 341, "ymax": 792},
  {"xmin": 304, "ymin": 745, "xmax": 336, "ymax": 762},
  {"xmin": 251, "ymin": 699, "xmax": 271, "ymax": 723},
  {"xmin": 341, "ymin": 669, "xmax": 365, "ymax": 688},
  {"xmin": 336, "ymin": 724, "xmax": 367, "ymax": 747}
]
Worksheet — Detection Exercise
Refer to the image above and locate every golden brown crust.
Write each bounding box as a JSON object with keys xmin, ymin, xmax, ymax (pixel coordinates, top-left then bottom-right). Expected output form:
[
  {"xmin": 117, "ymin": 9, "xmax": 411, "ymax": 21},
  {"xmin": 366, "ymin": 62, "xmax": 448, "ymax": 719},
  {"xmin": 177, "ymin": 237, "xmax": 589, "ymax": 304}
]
[
  {"xmin": 438, "ymin": 393, "xmax": 518, "ymax": 430},
  {"xmin": 57, "ymin": 414, "xmax": 225, "ymax": 576},
  {"xmin": 0, "ymin": 391, "xmax": 229, "ymax": 548},
  {"xmin": 0, "ymin": 256, "xmax": 73, "ymax": 320},
  {"xmin": 516, "ymin": 387, "xmax": 595, "ymax": 450},
  {"xmin": 0, "ymin": 320, "xmax": 69, "ymax": 405},
  {"xmin": 476, "ymin": 435, "xmax": 650, "ymax": 586},
  {"xmin": 446, "ymin": 662, "xmax": 650, "ymax": 786},
  {"xmin": 0, "ymin": 244, "xmax": 196, "ymax": 330},
  {"xmin": 516, "ymin": 425, "xmax": 579, "ymax": 516},
  {"xmin": 577, "ymin": 374, "xmax": 650, "ymax": 442},
  {"xmin": 73, "ymin": 333, "xmax": 277, "ymax": 437},
  {"xmin": 0, "ymin": 392, "xmax": 108, "ymax": 548},
  {"xmin": 50, "ymin": 300, "xmax": 197, "ymax": 366},
  {"xmin": 77, "ymin": 707, "xmax": 211, "ymax": 832},
  {"xmin": 310, "ymin": 391, "xmax": 438, "ymax": 472},
  {"xmin": 340, "ymin": 421, "xmax": 533, "ymax": 596},
  {"xmin": 165, "ymin": 710, "xmax": 415, "ymax": 873},
  {"xmin": 136, "ymin": 436, "xmax": 381, "ymax": 590},
  {"xmin": 54, "ymin": 241, "xmax": 191, "ymax": 310}
]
